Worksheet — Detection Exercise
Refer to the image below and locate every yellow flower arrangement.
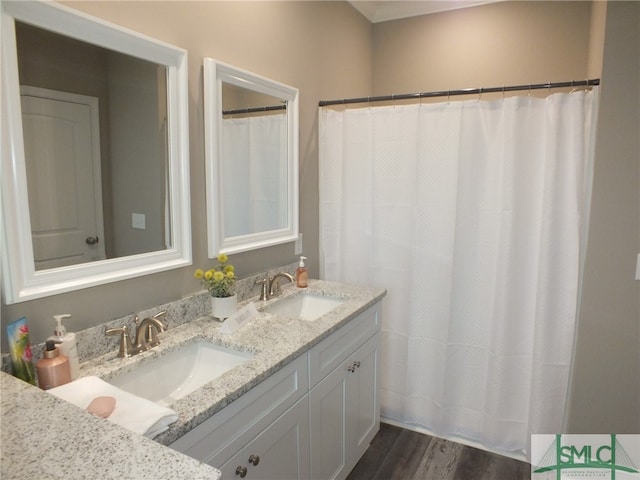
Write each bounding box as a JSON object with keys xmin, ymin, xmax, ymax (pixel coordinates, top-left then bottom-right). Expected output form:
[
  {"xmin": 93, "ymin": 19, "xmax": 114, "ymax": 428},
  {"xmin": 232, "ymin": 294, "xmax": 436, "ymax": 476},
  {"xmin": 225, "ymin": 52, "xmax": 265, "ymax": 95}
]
[{"xmin": 194, "ymin": 253, "xmax": 236, "ymax": 298}]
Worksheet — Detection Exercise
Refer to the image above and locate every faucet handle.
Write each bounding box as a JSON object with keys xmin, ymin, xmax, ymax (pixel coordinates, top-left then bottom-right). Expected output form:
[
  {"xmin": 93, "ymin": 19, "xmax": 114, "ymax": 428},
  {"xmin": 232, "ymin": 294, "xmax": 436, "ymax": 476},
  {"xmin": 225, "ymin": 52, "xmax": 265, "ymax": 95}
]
[
  {"xmin": 105, "ymin": 325, "xmax": 134, "ymax": 358},
  {"xmin": 255, "ymin": 276, "xmax": 270, "ymax": 301},
  {"xmin": 151, "ymin": 310, "xmax": 168, "ymax": 332}
]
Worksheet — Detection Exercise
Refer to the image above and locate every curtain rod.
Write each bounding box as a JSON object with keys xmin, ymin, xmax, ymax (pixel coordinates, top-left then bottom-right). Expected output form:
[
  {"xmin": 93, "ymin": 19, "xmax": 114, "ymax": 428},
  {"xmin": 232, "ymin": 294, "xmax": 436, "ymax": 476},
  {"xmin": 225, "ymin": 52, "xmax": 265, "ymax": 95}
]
[
  {"xmin": 223, "ymin": 104, "xmax": 286, "ymax": 115},
  {"xmin": 318, "ymin": 78, "xmax": 600, "ymax": 107}
]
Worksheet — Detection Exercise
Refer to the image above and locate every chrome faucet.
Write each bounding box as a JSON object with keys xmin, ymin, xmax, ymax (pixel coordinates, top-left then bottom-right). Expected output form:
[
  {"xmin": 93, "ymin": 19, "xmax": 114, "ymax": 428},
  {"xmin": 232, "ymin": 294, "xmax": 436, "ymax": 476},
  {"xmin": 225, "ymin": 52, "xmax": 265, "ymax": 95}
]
[{"xmin": 105, "ymin": 310, "xmax": 167, "ymax": 358}]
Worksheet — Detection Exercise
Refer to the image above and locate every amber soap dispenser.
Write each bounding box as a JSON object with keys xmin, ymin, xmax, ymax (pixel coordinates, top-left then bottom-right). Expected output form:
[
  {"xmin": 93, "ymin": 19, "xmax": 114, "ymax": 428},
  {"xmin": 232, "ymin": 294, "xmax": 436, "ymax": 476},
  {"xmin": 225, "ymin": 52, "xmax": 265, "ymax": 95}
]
[
  {"xmin": 36, "ymin": 340, "xmax": 71, "ymax": 390},
  {"xmin": 296, "ymin": 256, "xmax": 308, "ymax": 288}
]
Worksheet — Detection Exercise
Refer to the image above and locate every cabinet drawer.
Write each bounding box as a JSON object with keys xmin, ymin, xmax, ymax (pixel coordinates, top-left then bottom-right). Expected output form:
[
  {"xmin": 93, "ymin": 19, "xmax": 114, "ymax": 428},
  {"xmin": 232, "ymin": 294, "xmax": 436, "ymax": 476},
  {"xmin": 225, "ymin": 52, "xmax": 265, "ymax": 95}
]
[
  {"xmin": 170, "ymin": 353, "xmax": 308, "ymax": 465},
  {"xmin": 309, "ymin": 302, "xmax": 380, "ymax": 387}
]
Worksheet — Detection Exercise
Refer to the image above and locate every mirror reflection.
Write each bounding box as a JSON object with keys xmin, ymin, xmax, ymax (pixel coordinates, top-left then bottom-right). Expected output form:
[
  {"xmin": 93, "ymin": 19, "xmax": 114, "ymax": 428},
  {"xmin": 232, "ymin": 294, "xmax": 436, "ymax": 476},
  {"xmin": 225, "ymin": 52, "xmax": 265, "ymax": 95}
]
[
  {"xmin": 2, "ymin": 0, "xmax": 191, "ymax": 304},
  {"xmin": 220, "ymin": 83, "xmax": 288, "ymax": 238},
  {"xmin": 16, "ymin": 22, "xmax": 170, "ymax": 270}
]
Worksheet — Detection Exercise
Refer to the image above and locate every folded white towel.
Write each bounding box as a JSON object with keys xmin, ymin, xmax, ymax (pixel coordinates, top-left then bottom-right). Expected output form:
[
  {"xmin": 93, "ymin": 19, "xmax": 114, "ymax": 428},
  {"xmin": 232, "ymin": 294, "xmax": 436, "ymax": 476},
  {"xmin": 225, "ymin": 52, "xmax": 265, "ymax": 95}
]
[{"xmin": 48, "ymin": 376, "xmax": 179, "ymax": 439}]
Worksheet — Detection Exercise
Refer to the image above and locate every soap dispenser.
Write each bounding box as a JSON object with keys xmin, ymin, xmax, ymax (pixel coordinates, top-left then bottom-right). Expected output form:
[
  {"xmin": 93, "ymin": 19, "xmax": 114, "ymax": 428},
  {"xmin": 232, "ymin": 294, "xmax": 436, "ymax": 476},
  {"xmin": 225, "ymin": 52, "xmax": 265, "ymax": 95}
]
[
  {"xmin": 48, "ymin": 314, "xmax": 79, "ymax": 380},
  {"xmin": 296, "ymin": 256, "xmax": 308, "ymax": 288},
  {"xmin": 36, "ymin": 340, "xmax": 71, "ymax": 390}
]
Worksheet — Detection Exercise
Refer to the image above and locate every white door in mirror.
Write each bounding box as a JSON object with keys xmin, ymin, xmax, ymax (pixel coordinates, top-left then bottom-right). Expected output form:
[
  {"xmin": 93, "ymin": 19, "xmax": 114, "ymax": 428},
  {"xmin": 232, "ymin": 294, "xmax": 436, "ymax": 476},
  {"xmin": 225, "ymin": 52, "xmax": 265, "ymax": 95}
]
[{"xmin": 21, "ymin": 88, "xmax": 105, "ymax": 269}]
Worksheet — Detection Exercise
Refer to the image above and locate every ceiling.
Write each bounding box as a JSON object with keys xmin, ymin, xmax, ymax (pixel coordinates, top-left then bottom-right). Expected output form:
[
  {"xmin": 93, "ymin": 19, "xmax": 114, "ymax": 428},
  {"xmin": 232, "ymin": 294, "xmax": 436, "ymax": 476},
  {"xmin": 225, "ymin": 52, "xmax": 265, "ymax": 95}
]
[{"xmin": 348, "ymin": 0, "xmax": 501, "ymax": 23}]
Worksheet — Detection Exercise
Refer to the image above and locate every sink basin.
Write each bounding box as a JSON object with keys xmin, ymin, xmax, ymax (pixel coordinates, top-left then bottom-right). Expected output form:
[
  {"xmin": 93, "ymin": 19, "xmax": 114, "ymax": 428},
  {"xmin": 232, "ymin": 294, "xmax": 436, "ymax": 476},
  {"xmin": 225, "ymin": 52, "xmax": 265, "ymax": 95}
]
[
  {"xmin": 263, "ymin": 292, "xmax": 345, "ymax": 321},
  {"xmin": 108, "ymin": 341, "xmax": 254, "ymax": 406}
]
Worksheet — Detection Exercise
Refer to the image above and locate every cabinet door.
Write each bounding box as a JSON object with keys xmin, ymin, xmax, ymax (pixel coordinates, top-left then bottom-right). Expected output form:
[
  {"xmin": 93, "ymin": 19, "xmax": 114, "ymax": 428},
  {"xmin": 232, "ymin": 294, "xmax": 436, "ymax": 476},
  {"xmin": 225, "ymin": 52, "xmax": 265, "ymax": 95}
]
[
  {"xmin": 309, "ymin": 333, "xmax": 380, "ymax": 480},
  {"xmin": 309, "ymin": 361, "xmax": 348, "ymax": 480},
  {"xmin": 219, "ymin": 397, "xmax": 310, "ymax": 480},
  {"xmin": 345, "ymin": 334, "xmax": 379, "ymax": 470}
]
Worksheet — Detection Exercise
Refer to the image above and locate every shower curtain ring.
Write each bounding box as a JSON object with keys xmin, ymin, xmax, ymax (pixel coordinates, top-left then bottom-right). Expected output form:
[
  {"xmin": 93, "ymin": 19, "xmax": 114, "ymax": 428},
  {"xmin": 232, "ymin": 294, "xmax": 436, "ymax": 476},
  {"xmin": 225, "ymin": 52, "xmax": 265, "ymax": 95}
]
[{"xmin": 570, "ymin": 80, "xmax": 578, "ymax": 94}]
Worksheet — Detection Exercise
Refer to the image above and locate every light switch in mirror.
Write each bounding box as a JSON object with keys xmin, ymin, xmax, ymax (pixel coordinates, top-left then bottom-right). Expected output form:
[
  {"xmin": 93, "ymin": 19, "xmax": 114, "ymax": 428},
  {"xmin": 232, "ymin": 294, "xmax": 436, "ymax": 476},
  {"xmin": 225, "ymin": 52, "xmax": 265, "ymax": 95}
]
[{"xmin": 203, "ymin": 59, "xmax": 299, "ymax": 256}]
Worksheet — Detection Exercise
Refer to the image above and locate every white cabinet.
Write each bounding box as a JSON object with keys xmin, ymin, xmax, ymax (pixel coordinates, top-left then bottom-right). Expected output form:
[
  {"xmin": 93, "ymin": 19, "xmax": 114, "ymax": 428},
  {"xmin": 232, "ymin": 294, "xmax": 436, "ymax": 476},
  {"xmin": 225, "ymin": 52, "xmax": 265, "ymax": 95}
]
[
  {"xmin": 309, "ymin": 331, "xmax": 379, "ymax": 480},
  {"xmin": 219, "ymin": 397, "xmax": 310, "ymax": 480},
  {"xmin": 170, "ymin": 301, "xmax": 381, "ymax": 480}
]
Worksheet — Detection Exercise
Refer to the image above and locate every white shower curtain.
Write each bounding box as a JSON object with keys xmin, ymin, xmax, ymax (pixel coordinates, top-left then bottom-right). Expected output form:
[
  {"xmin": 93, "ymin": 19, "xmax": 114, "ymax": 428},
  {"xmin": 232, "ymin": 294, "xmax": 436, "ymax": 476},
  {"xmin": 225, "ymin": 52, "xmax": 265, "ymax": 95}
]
[
  {"xmin": 319, "ymin": 90, "xmax": 599, "ymax": 459},
  {"xmin": 222, "ymin": 114, "xmax": 287, "ymax": 237}
]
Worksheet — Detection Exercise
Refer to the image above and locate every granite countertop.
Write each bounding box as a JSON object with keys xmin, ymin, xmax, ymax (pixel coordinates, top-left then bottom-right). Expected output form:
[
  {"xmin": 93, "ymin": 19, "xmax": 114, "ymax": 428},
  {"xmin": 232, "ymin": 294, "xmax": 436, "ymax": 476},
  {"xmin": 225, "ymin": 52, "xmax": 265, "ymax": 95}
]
[
  {"xmin": 1, "ymin": 280, "xmax": 385, "ymax": 479},
  {"xmin": 1, "ymin": 373, "xmax": 220, "ymax": 480}
]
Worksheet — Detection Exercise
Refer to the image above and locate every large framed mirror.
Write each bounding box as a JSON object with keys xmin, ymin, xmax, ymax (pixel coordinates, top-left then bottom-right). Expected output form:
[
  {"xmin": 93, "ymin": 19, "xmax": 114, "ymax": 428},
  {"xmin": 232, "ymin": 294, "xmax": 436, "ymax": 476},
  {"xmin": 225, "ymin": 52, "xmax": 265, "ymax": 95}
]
[
  {"xmin": 1, "ymin": 1, "xmax": 191, "ymax": 303},
  {"xmin": 203, "ymin": 59, "xmax": 298, "ymax": 256}
]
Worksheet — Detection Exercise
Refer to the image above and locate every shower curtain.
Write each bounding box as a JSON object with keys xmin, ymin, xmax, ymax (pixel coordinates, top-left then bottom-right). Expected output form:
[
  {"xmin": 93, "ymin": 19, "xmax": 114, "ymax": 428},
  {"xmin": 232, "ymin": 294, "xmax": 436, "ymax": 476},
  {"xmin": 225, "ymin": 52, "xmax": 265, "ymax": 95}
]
[{"xmin": 319, "ymin": 90, "xmax": 599, "ymax": 459}]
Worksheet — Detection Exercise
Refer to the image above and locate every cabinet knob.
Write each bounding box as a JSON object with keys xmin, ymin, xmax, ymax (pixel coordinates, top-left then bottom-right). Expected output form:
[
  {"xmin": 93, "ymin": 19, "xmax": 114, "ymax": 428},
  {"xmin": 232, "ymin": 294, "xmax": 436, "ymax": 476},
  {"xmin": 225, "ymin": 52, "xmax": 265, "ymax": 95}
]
[
  {"xmin": 235, "ymin": 466, "xmax": 247, "ymax": 478},
  {"xmin": 348, "ymin": 360, "xmax": 361, "ymax": 373},
  {"xmin": 248, "ymin": 454, "xmax": 260, "ymax": 466}
]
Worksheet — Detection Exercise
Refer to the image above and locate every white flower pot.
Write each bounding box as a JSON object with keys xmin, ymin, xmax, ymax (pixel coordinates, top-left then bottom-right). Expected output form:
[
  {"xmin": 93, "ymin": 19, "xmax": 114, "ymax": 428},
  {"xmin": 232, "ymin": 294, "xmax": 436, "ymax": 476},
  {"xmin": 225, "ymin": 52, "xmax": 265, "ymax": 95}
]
[{"xmin": 210, "ymin": 293, "xmax": 237, "ymax": 321}]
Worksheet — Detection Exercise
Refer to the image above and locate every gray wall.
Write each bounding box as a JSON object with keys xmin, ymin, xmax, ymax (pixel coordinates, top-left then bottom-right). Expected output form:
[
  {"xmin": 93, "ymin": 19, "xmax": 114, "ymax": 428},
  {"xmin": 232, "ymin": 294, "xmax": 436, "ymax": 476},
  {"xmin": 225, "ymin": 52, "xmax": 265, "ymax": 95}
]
[
  {"xmin": 568, "ymin": 1, "xmax": 640, "ymax": 434},
  {"xmin": 372, "ymin": 1, "xmax": 595, "ymax": 95}
]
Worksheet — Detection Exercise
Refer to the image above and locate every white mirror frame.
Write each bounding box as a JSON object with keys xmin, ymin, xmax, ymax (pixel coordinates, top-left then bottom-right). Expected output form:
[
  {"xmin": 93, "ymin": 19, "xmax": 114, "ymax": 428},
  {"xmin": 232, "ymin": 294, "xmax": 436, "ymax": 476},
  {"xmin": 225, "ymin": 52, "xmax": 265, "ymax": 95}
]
[
  {"xmin": 203, "ymin": 58, "xmax": 299, "ymax": 256},
  {"xmin": 1, "ymin": 1, "xmax": 191, "ymax": 304}
]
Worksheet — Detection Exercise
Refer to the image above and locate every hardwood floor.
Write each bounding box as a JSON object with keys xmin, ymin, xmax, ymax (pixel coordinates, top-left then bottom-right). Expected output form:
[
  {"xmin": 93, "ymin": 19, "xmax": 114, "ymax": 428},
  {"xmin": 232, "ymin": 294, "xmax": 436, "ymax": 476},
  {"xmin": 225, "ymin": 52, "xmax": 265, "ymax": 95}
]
[{"xmin": 347, "ymin": 423, "xmax": 531, "ymax": 480}]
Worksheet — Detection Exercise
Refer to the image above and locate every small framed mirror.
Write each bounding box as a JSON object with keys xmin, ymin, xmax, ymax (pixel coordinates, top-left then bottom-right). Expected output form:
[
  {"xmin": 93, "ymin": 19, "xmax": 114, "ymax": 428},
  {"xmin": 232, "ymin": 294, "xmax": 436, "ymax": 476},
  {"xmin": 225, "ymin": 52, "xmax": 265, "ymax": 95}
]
[
  {"xmin": 1, "ymin": 1, "xmax": 191, "ymax": 303},
  {"xmin": 203, "ymin": 59, "xmax": 299, "ymax": 256}
]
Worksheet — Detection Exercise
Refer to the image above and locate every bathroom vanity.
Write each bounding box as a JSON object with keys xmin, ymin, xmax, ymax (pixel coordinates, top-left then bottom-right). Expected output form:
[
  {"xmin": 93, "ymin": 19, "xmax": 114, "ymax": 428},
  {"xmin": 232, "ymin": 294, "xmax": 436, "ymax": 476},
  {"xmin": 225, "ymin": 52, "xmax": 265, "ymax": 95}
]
[
  {"xmin": 1, "ymin": 280, "xmax": 385, "ymax": 479},
  {"xmin": 171, "ymin": 293, "xmax": 381, "ymax": 479}
]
